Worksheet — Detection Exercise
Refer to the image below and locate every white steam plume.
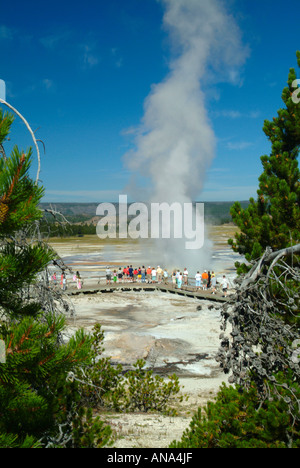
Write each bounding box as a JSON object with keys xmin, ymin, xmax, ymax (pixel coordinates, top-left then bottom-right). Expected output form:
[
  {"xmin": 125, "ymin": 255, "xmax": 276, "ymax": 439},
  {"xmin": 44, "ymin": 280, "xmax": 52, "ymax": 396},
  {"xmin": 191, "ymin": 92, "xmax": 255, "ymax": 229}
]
[{"xmin": 124, "ymin": 0, "xmax": 248, "ymax": 273}]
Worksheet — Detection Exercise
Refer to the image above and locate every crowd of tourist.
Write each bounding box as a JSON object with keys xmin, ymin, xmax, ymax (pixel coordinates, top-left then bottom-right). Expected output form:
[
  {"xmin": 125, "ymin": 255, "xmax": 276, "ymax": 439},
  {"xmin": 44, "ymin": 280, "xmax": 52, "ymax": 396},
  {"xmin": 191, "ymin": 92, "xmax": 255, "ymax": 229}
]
[
  {"xmin": 50, "ymin": 271, "xmax": 82, "ymax": 290},
  {"xmin": 105, "ymin": 265, "xmax": 230, "ymax": 296},
  {"xmin": 50, "ymin": 264, "xmax": 230, "ymax": 297},
  {"xmin": 105, "ymin": 265, "xmax": 169, "ymax": 285}
]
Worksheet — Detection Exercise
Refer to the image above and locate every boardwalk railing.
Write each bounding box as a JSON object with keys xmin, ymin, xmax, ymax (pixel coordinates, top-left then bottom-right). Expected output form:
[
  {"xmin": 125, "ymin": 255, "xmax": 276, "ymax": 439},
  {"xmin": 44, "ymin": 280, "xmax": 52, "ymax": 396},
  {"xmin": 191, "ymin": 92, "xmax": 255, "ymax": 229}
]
[{"xmin": 59, "ymin": 279, "xmax": 230, "ymax": 303}]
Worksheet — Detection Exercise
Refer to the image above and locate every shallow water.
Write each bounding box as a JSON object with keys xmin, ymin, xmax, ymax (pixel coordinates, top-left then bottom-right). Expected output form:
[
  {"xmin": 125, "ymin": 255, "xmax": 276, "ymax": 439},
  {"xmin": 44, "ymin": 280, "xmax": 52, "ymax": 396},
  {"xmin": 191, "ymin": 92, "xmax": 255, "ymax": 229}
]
[
  {"xmin": 50, "ymin": 228, "xmax": 244, "ymax": 288},
  {"xmin": 54, "ymin": 227, "xmax": 242, "ymax": 381}
]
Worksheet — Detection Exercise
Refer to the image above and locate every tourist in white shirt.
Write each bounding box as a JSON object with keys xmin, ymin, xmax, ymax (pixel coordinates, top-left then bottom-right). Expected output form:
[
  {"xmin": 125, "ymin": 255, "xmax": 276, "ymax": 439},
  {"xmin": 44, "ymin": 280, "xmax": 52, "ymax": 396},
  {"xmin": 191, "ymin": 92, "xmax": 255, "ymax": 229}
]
[
  {"xmin": 152, "ymin": 268, "xmax": 157, "ymax": 283},
  {"xmin": 221, "ymin": 275, "xmax": 229, "ymax": 296},
  {"xmin": 177, "ymin": 272, "xmax": 183, "ymax": 289},
  {"xmin": 195, "ymin": 271, "xmax": 202, "ymax": 289}
]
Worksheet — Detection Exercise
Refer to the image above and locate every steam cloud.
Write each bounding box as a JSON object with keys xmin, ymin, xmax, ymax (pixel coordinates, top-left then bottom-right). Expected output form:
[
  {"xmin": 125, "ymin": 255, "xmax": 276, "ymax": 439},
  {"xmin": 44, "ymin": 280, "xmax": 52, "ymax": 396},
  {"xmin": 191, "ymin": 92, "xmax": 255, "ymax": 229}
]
[{"xmin": 124, "ymin": 0, "xmax": 248, "ymax": 272}]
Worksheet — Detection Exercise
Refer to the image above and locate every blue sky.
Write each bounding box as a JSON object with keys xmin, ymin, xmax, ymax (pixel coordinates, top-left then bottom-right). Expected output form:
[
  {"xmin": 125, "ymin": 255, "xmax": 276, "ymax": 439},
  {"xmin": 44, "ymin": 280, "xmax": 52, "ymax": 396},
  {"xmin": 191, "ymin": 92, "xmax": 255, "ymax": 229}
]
[{"xmin": 0, "ymin": 0, "xmax": 299, "ymax": 203}]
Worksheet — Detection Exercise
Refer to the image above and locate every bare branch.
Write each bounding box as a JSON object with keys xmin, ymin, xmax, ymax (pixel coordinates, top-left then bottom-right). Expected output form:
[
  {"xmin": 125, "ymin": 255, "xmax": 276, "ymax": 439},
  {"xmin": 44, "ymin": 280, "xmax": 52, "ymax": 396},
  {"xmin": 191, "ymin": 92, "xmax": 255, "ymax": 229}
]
[
  {"xmin": 0, "ymin": 98, "xmax": 41, "ymax": 184},
  {"xmin": 241, "ymin": 243, "xmax": 300, "ymax": 289},
  {"xmin": 217, "ymin": 245, "xmax": 300, "ymax": 423}
]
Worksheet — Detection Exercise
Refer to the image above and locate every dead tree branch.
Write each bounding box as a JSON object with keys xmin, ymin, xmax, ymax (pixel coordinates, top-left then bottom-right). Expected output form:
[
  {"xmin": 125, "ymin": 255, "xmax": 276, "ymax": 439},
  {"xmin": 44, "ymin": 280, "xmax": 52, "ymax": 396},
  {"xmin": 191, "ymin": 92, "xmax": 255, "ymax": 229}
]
[
  {"xmin": 0, "ymin": 98, "xmax": 41, "ymax": 183},
  {"xmin": 241, "ymin": 244, "xmax": 300, "ymax": 289},
  {"xmin": 217, "ymin": 244, "xmax": 300, "ymax": 423}
]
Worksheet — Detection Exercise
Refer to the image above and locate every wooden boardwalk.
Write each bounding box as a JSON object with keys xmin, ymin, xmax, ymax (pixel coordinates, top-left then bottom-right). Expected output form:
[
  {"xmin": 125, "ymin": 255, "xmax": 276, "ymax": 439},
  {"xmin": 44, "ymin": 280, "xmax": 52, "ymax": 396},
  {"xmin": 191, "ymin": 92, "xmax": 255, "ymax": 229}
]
[{"xmin": 66, "ymin": 281, "xmax": 229, "ymax": 303}]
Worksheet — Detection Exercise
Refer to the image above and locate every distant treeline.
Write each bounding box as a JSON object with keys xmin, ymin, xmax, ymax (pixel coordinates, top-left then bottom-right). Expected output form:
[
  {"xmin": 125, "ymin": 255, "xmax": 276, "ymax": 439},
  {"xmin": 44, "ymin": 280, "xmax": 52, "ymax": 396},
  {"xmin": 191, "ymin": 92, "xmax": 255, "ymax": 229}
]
[
  {"xmin": 39, "ymin": 201, "xmax": 250, "ymax": 237},
  {"xmin": 38, "ymin": 222, "xmax": 94, "ymax": 238},
  {"xmin": 203, "ymin": 201, "xmax": 250, "ymax": 224}
]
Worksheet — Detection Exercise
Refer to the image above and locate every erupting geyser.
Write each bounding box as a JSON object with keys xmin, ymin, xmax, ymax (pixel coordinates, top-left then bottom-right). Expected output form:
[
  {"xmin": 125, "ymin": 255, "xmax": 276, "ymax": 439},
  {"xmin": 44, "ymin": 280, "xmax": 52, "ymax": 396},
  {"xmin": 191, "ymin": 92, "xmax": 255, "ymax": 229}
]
[{"xmin": 124, "ymin": 0, "xmax": 248, "ymax": 272}]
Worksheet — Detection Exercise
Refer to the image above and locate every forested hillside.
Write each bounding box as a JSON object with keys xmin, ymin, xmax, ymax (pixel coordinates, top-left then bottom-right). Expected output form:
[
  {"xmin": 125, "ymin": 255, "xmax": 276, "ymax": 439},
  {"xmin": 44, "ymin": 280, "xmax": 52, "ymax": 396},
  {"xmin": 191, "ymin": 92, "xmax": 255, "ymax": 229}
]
[{"xmin": 40, "ymin": 200, "xmax": 250, "ymax": 229}]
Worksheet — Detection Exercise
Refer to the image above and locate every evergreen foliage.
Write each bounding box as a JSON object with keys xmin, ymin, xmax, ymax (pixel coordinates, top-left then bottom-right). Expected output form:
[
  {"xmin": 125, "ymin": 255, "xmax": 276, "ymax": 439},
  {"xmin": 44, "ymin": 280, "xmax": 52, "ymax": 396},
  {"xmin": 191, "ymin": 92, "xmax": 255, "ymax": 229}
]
[
  {"xmin": 229, "ymin": 51, "xmax": 300, "ymax": 273},
  {"xmin": 76, "ymin": 324, "xmax": 183, "ymax": 415},
  {"xmin": 0, "ymin": 111, "xmax": 184, "ymax": 447},
  {"xmin": 171, "ymin": 53, "xmax": 300, "ymax": 449},
  {"xmin": 0, "ymin": 110, "xmax": 113, "ymax": 447},
  {"xmin": 170, "ymin": 384, "xmax": 300, "ymax": 448}
]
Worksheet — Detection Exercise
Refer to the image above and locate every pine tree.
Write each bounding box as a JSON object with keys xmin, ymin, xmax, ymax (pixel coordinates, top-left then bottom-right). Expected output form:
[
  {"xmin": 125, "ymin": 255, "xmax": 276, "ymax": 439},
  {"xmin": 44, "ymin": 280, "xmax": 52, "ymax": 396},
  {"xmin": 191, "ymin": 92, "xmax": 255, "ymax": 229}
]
[
  {"xmin": 229, "ymin": 51, "xmax": 300, "ymax": 273},
  {"xmin": 0, "ymin": 109, "xmax": 111, "ymax": 447}
]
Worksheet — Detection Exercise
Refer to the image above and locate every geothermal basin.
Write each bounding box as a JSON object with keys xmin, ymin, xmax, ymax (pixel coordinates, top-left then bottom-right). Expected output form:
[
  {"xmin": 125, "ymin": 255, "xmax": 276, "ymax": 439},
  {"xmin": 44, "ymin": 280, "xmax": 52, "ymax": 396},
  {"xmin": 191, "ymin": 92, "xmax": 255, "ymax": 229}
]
[
  {"xmin": 66, "ymin": 290, "xmax": 224, "ymax": 380},
  {"xmin": 50, "ymin": 225, "xmax": 240, "ymax": 397}
]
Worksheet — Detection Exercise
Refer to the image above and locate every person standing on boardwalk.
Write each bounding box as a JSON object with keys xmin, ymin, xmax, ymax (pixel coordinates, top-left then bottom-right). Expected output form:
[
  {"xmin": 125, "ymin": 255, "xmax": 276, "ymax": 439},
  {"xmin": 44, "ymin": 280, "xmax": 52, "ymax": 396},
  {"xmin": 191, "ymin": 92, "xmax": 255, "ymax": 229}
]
[
  {"xmin": 52, "ymin": 272, "xmax": 57, "ymax": 289},
  {"xmin": 202, "ymin": 270, "xmax": 208, "ymax": 290},
  {"xmin": 211, "ymin": 273, "xmax": 217, "ymax": 294},
  {"xmin": 141, "ymin": 266, "xmax": 146, "ymax": 283},
  {"xmin": 118, "ymin": 268, "xmax": 123, "ymax": 283},
  {"xmin": 106, "ymin": 266, "xmax": 112, "ymax": 285},
  {"xmin": 146, "ymin": 266, "xmax": 152, "ymax": 283},
  {"xmin": 183, "ymin": 268, "xmax": 189, "ymax": 285},
  {"xmin": 76, "ymin": 271, "xmax": 82, "ymax": 290},
  {"xmin": 157, "ymin": 265, "xmax": 163, "ymax": 283},
  {"xmin": 207, "ymin": 271, "xmax": 211, "ymax": 289},
  {"xmin": 195, "ymin": 271, "xmax": 202, "ymax": 289},
  {"xmin": 151, "ymin": 267, "xmax": 157, "ymax": 283},
  {"xmin": 172, "ymin": 271, "xmax": 177, "ymax": 288},
  {"xmin": 221, "ymin": 275, "xmax": 229, "ymax": 296},
  {"xmin": 163, "ymin": 268, "xmax": 169, "ymax": 284},
  {"xmin": 177, "ymin": 272, "xmax": 183, "ymax": 289},
  {"xmin": 129, "ymin": 265, "xmax": 134, "ymax": 282}
]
